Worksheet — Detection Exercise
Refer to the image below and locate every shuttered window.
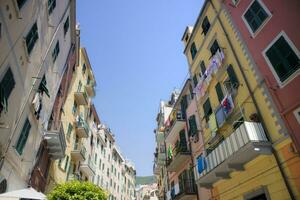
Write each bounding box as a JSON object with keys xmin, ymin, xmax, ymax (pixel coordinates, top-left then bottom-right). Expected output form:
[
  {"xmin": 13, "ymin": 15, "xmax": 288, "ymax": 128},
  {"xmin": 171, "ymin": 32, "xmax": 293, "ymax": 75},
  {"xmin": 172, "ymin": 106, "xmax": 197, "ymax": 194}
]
[
  {"xmin": 52, "ymin": 41, "xmax": 60, "ymax": 62},
  {"xmin": 188, "ymin": 115, "xmax": 198, "ymax": 137},
  {"xmin": 215, "ymin": 83, "xmax": 224, "ymax": 103},
  {"xmin": 72, "ymin": 101, "xmax": 77, "ymax": 114},
  {"xmin": 82, "ymin": 64, "xmax": 86, "ymax": 74},
  {"xmin": 17, "ymin": 0, "xmax": 27, "ymax": 9},
  {"xmin": 227, "ymin": 65, "xmax": 239, "ymax": 88},
  {"xmin": 64, "ymin": 155, "xmax": 69, "ymax": 171},
  {"xmin": 180, "ymin": 95, "xmax": 188, "ymax": 120},
  {"xmin": 193, "ymin": 74, "xmax": 198, "ymax": 87},
  {"xmin": 67, "ymin": 123, "xmax": 73, "ymax": 138},
  {"xmin": 190, "ymin": 42, "xmax": 197, "ymax": 60},
  {"xmin": 202, "ymin": 16, "xmax": 210, "ymax": 35},
  {"xmin": 15, "ymin": 118, "xmax": 31, "ymax": 155},
  {"xmin": 63, "ymin": 16, "xmax": 70, "ymax": 35},
  {"xmin": 48, "ymin": 0, "xmax": 56, "ymax": 15},
  {"xmin": 26, "ymin": 23, "xmax": 38, "ymax": 55},
  {"xmin": 244, "ymin": 0, "xmax": 268, "ymax": 33},
  {"xmin": 38, "ymin": 75, "xmax": 50, "ymax": 97},
  {"xmin": 210, "ymin": 40, "xmax": 220, "ymax": 57},
  {"xmin": 203, "ymin": 98, "xmax": 212, "ymax": 122},
  {"xmin": 0, "ymin": 68, "xmax": 15, "ymax": 113},
  {"xmin": 266, "ymin": 36, "xmax": 299, "ymax": 82},
  {"xmin": 77, "ymin": 80, "xmax": 82, "ymax": 92},
  {"xmin": 200, "ymin": 61, "xmax": 206, "ymax": 76}
]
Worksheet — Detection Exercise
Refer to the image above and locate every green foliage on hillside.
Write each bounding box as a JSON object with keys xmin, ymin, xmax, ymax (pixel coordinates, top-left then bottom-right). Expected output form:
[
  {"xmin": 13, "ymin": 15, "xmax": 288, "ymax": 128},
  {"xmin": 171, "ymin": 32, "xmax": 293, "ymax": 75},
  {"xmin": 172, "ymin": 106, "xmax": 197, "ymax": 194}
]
[{"xmin": 136, "ymin": 176, "xmax": 156, "ymax": 185}]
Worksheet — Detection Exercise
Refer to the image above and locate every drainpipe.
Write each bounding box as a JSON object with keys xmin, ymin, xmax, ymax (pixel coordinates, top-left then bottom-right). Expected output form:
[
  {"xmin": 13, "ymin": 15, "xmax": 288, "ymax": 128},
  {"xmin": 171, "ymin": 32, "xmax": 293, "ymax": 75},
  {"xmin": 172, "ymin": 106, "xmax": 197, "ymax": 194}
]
[{"xmin": 208, "ymin": 0, "xmax": 295, "ymax": 199}]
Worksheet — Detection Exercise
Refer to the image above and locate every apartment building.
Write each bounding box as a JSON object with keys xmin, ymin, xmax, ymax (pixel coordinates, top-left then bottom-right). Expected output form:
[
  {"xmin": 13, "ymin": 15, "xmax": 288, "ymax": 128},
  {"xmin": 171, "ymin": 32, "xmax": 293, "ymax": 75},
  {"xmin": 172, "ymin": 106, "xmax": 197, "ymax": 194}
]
[
  {"xmin": 0, "ymin": 0, "xmax": 75, "ymax": 193},
  {"xmin": 135, "ymin": 183, "xmax": 158, "ymax": 200},
  {"xmin": 180, "ymin": 0, "xmax": 298, "ymax": 199},
  {"xmin": 222, "ymin": 0, "xmax": 300, "ymax": 197}
]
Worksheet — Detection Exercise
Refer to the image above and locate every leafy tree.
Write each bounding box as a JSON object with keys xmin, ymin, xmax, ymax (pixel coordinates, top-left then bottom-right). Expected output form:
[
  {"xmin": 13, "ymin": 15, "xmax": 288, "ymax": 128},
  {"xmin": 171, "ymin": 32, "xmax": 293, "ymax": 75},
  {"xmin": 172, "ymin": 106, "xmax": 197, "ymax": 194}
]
[{"xmin": 47, "ymin": 181, "xmax": 107, "ymax": 200}]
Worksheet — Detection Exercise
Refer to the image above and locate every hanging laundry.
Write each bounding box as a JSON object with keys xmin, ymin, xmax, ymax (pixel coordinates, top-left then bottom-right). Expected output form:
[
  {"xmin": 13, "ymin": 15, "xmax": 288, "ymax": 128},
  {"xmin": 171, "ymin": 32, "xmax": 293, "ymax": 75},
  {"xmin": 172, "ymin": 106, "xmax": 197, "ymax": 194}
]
[
  {"xmin": 32, "ymin": 92, "xmax": 42, "ymax": 119},
  {"xmin": 208, "ymin": 113, "xmax": 218, "ymax": 132},
  {"xmin": 215, "ymin": 106, "xmax": 226, "ymax": 127},
  {"xmin": 221, "ymin": 95, "xmax": 234, "ymax": 116},
  {"xmin": 197, "ymin": 156, "xmax": 206, "ymax": 174}
]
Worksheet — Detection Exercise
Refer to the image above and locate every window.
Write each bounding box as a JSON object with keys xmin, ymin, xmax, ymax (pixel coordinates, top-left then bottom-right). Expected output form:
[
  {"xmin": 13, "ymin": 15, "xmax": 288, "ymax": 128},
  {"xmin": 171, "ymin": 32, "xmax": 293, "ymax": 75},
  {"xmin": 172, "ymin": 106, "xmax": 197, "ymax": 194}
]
[
  {"xmin": 193, "ymin": 74, "xmax": 198, "ymax": 87},
  {"xmin": 233, "ymin": 117, "xmax": 244, "ymax": 130},
  {"xmin": 67, "ymin": 123, "xmax": 73, "ymax": 138},
  {"xmin": 82, "ymin": 64, "xmax": 86, "ymax": 74},
  {"xmin": 203, "ymin": 98, "xmax": 212, "ymax": 122},
  {"xmin": 63, "ymin": 16, "xmax": 70, "ymax": 36},
  {"xmin": 48, "ymin": 0, "xmax": 56, "ymax": 15},
  {"xmin": 25, "ymin": 22, "xmax": 38, "ymax": 55},
  {"xmin": 200, "ymin": 61, "xmax": 206, "ymax": 77},
  {"xmin": 77, "ymin": 80, "xmax": 82, "ymax": 92},
  {"xmin": 52, "ymin": 41, "xmax": 60, "ymax": 62},
  {"xmin": 202, "ymin": 16, "xmax": 210, "ymax": 35},
  {"xmin": 232, "ymin": 0, "xmax": 240, "ymax": 6},
  {"xmin": 215, "ymin": 83, "xmax": 224, "ymax": 103},
  {"xmin": 64, "ymin": 155, "xmax": 69, "ymax": 171},
  {"xmin": 15, "ymin": 118, "xmax": 31, "ymax": 155},
  {"xmin": 39, "ymin": 75, "xmax": 50, "ymax": 97},
  {"xmin": 265, "ymin": 35, "xmax": 299, "ymax": 82},
  {"xmin": 188, "ymin": 115, "xmax": 198, "ymax": 137},
  {"xmin": 244, "ymin": 0, "xmax": 269, "ymax": 33},
  {"xmin": 227, "ymin": 64, "xmax": 239, "ymax": 88},
  {"xmin": 16, "ymin": 0, "xmax": 27, "ymax": 9},
  {"xmin": 190, "ymin": 42, "xmax": 197, "ymax": 60},
  {"xmin": 0, "ymin": 68, "xmax": 15, "ymax": 114},
  {"xmin": 72, "ymin": 101, "xmax": 77, "ymax": 114},
  {"xmin": 210, "ymin": 40, "xmax": 220, "ymax": 57},
  {"xmin": 293, "ymin": 107, "xmax": 300, "ymax": 124}
]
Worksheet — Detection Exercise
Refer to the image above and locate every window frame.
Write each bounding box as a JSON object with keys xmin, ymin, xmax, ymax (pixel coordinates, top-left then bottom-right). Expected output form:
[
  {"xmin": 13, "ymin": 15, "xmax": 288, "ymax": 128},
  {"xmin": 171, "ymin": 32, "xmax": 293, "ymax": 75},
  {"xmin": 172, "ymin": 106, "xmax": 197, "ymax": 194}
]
[
  {"xmin": 293, "ymin": 107, "xmax": 300, "ymax": 125},
  {"xmin": 242, "ymin": 0, "xmax": 271, "ymax": 38},
  {"xmin": 52, "ymin": 41, "xmax": 60, "ymax": 63},
  {"xmin": 15, "ymin": 118, "xmax": 31, "ymax": 155},
  {"xmin": 63, "ymin": 16, "xmax": 70, "ymax": 36},
  {"xmin": 48, "ymin": 0, "xmax": 56, "ymax": 15},
  {"xmin": 25, "ymin": 22, "xmax": 39, "ymax": 55},
  {"xmin": 262, "ymin": 31, "xmax": 300, "ymax": 87},
  {"xmin": 190, "ymin": 42, "xmax": 197, "ymax": 60}
]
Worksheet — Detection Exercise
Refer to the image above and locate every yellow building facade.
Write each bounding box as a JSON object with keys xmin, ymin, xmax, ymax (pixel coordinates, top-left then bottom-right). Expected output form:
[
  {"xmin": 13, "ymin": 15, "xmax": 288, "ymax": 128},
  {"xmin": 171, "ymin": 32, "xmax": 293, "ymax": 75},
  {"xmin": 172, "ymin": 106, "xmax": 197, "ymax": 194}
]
[
  {"xmin": 46, "ymin": 47, "xmax": 96, "ymax": 191},
  {"xmin": 182, "ymin": 0, "xmax": 296, "ymax": 199}
]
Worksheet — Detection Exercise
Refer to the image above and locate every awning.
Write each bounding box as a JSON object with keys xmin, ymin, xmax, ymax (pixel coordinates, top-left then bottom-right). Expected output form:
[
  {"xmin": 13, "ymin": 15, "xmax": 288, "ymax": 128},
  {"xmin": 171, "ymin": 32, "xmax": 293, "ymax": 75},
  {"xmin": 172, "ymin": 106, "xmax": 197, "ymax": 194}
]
[{"xmin": 0, "ymin": 187, "xmax": 46, "ymax": 200}]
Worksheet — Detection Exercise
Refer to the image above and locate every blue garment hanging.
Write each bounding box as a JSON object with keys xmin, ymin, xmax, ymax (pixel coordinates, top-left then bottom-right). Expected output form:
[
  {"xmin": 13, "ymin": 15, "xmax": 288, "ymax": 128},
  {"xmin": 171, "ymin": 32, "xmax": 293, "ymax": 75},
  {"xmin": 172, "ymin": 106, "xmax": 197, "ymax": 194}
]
[{"xmin": 197, "ymin": 156, "xmax": 206, "ymax": 174}]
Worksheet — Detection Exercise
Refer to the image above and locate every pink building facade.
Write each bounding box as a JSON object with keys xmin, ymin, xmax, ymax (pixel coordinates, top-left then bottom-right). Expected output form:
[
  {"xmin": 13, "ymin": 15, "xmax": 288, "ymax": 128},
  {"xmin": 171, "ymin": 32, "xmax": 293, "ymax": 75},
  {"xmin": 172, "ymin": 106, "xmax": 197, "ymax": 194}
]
[{"xmin": 223, "ymin": 0, "xmax": 300, "ymax": 151}]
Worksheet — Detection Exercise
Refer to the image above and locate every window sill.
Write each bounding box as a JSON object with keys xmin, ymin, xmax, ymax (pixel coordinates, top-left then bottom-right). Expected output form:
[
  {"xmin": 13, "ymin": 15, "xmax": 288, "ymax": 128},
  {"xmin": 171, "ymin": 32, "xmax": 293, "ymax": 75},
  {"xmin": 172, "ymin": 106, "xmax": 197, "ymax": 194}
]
[{"xmin": 278, "ymin": 68, "xmax": 300, "ymax": 89}]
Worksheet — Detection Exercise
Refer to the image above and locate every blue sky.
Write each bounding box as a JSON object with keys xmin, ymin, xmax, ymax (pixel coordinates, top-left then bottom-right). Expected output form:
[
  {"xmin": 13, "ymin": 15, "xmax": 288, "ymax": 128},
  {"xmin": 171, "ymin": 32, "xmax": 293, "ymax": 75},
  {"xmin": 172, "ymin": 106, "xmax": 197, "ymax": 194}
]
[{"xmin": 77, "ymin": 0, "xmax": 204, "ymax": 176}]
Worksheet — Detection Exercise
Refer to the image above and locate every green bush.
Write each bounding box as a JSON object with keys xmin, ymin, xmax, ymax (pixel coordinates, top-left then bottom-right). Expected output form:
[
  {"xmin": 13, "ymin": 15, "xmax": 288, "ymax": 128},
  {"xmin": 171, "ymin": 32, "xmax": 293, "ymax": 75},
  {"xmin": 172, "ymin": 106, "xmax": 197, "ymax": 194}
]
[{"xmin": 47, "ymin": 181, "xmax": 107, "ymax": 200}]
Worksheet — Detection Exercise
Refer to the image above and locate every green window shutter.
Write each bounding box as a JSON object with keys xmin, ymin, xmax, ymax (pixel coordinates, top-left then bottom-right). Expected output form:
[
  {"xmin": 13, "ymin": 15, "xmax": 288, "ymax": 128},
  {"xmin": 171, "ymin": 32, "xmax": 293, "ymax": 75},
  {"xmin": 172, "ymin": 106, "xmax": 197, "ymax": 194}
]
[
  {"xmin": 244, "ymin": 0, "xmax": 268, "ymax": 32},
  {"xmin": 38, "ymin": 76, "xmax": 50, "ymax": 97},
  {"xmin": 26, "ymin": 22, "xmax": 38, "ymax": 55},
  {"xmin": 52, "ymin": 41, "xmax": 60, "ymax": 62},
  {"xmin": 15, "ymin": 118, "xmax": 31, "ymax": 155},
  {"xmin": 203, "ymin": 98, "xmax": 212, "ymax": 122},
  {"xmin": 16, "ymin": 0, "xmax": 27, "ymax": 9},
  {"xmin": 82, "ymin": 64, "xmax": 86, "ymax": 74},
  {"xmin": 180, "ymin": 95, "xmax": 188, "ymax": 119},
  {"xmin": 201, "ymin": 16, "xmax": 210, "ymax": 35},
  {"xmin": 188, "ymin": 115, "xmax": 198, "ymax": 137},
  {"xmin": 63, "ymin": 16, "xmax": 69, "ymax": 35},
  {"xmin": 72, "ymin": 101, "xmax": 77, "ymax": 114},
  {"xmin": 193, "ymin": 74, "xmax": 198, "ymax": 87},
  {"xmin": 48, "ymin": 0, "xmax": 56, "ymax": 15},
  {"xmin": 77, "ymin": 80, "xmax": 82, "ymax": 92},
  {"xmin": 64, "ymin": 155, "xmax": 69, "ymax": 171},
  {"xmin": 215, "ymin": 83, "xmax": 224, "ymax": 103},
  {"xmin": 67, "ymin": 123, "xmax": 73, "ymax": 138},
  {"xmin": 0, "ymin": 68, "xmax": 15, "ymax": 113},
  {"xmin": 190, "ymin": 42, "xmax": 197, "ymax": 60},
  {"xmin": 200, "ymin": 61, "xmax": 206, "ymax": 76},
  {"xmin": 210, "ymin": 40, "xmax": 220, "ymax": 56},
  {"xmin": 227, "ymin": 65, "xmax": 239, "ymax": 88},
  {"xmin": 266, "ymin": 36, "xmax": 299, "ymax": 82}
]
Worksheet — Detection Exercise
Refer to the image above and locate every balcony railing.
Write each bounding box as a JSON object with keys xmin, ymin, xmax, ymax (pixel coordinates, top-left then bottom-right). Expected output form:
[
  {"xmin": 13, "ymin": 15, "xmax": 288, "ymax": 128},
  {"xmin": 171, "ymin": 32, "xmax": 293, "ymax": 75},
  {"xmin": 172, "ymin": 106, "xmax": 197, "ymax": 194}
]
[
  {"xmin": 195, "ymin": 121, "xmax": 272, "ymax": 188},
  {"xmin": 167, "ymin": 143, "xmax": 190, "ymax": 172},
  {"xmin": 80, "ymin": 157, "xmax": 96, "ymax": 176},
  {"xmin": 74, "ymin": 90, "xmax": 88, "ymax": 105},
  {"xmin": 74, "ymin": 118, "xmax": 89, "ymax": 138},
  {"xmin": 71, "ymin": 143, "xmax": 86, "ymax": 161},
  {"xmin": 165, "ymin": 111, "xmax": 186, "ymax": 144},
  {"xmin": 44, "ymin": 122, "xmax": 66, "ymax": 160},
  {"xmin": 85, "ymin": 80, "xmax": 95, "ymax": 97},
  {"xmin": 175, "ymin": 179, "xmax": 197, "ymax": 200}
]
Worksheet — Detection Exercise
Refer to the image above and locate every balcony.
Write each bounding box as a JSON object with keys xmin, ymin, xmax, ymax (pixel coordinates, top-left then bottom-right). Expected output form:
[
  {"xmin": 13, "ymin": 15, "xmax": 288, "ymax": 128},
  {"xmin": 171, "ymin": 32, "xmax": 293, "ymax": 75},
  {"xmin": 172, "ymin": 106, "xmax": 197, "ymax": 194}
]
[
  {"xmin": 156, "ymin": 131, "xmax": 165, "ymax": 143},
  {"xmin": 74, "ymin": 119, "xmax": 89, "ymax": 138},
  {"xmin": 85, "ymin": 80, "xmax": 95, "ymax": 97},
  {"xmin": 67, "ymin": 173, "xmax": 82, "ymax": 181},
  {"xmin": 165, "ymin": 111, "xmax": 186, "ymax": 144},
  {"xmin": 153, "ymin": 162, "xmax": 160, "ymax": 175},
  {"xmin": 167, "ymin": 144, "xmax": 190, "ymax": 172},
  {"xmin": 196, "ymin": 122, "xmax": 272, "ymax": 188},
  {"xmin": 74, "ymin": 91, "xmax": 88, "ymax": 105},
  {"xmin": 44, "ymin": 124, "xmax": 66, "ymax": 160},
  {"xmin": 174, "ymin": 179, "xmax": 197, "ymax": 200},
  {"xmin": 80, "ymin": 157, "xmax": 96, "ymax": 176},
  {"xmin": 71, "ymin": 143, "xmax": 86, "ymax": 161}
]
